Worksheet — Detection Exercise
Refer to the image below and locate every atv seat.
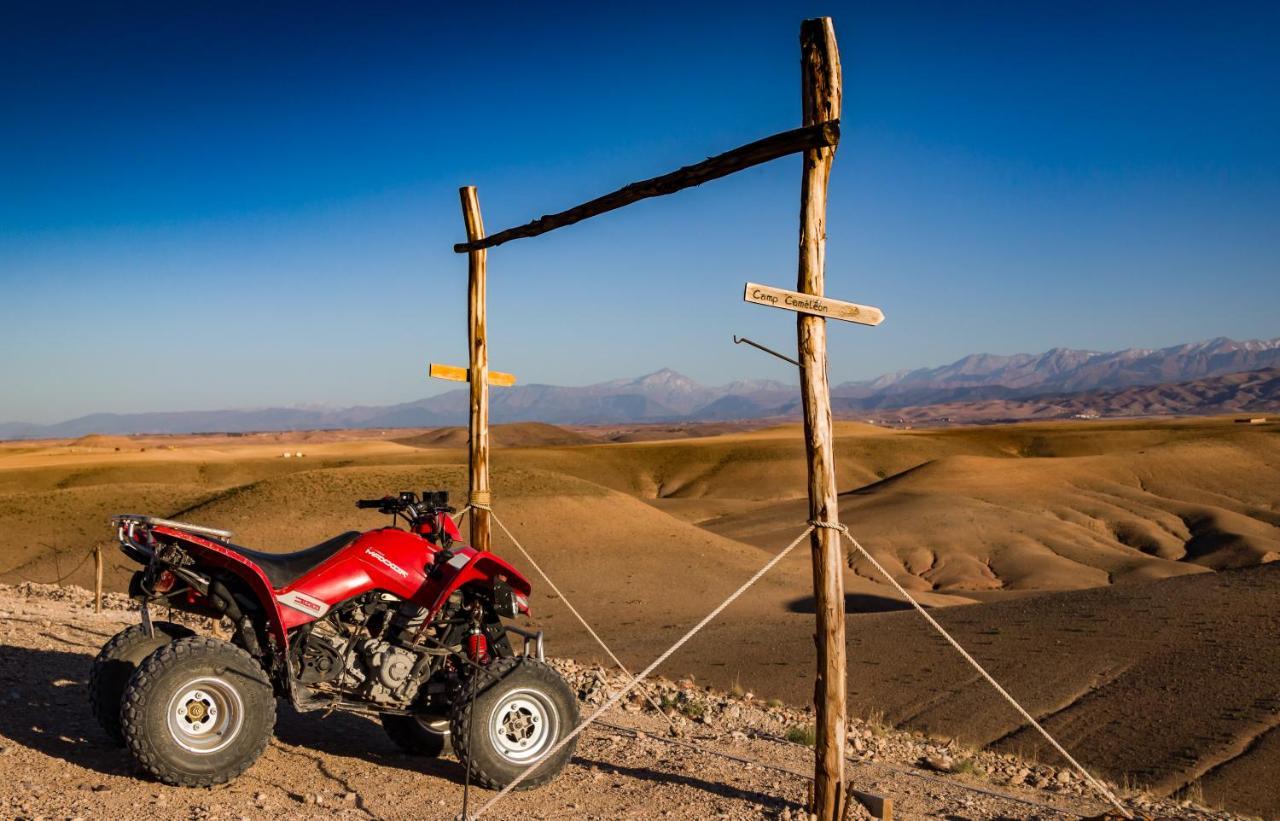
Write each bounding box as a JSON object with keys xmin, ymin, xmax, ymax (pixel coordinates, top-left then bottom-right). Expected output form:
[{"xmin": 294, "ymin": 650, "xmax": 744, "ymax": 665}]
[{"xmin": 217, "ymin": 531, "xmax": 362, "ymax": 589}]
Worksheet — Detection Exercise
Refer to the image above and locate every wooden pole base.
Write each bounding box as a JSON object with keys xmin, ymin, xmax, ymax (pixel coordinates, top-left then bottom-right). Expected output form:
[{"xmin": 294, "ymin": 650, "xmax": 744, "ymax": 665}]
[{"xmin": 94, "ymin": 544, "xmax": 103, "ymax": 614}]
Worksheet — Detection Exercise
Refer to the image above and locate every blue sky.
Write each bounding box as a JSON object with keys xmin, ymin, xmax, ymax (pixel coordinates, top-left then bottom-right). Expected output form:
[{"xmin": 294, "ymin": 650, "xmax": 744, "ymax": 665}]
[{"xmin": 2, "ymin": 1, "xmax": 1277, "ymax": 423}]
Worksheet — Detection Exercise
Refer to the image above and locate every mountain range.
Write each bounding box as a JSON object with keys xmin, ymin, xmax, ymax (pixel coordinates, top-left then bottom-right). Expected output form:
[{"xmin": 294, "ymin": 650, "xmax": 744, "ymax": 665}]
[{"xmin": 3, "ymin": 336, "xmax": 1277, "ymax": 438}]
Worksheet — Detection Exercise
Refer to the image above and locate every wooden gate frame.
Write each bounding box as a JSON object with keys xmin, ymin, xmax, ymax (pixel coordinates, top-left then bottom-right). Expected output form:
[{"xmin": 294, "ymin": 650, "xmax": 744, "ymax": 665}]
[{"xmin": 447, "ymin": 18, "xmax": 852, "ymax": 819}]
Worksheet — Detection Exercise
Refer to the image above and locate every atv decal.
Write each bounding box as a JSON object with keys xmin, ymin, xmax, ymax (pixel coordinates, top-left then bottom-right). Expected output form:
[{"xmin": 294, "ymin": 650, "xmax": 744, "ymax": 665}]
[
  {"xmin": 446, "ymin": 551, "xmax": 470, "ymax": 569},
  {"xmin": 364, "ymin": 547, "xmax": 410, "ymax": 579},
  {"xmin": 276, "ymin": 590, "xmax": 330, "ymax": 617}
]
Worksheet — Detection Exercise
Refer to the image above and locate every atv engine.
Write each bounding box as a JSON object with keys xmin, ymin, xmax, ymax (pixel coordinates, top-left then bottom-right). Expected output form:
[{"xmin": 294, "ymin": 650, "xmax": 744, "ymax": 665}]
[
  {"xmin": 356, "ymin": 639, "xmax": 420, "ymax": 702},
  {"xmin": 294, "ymin": 592, "xmax": 445, "ymax": 706}
]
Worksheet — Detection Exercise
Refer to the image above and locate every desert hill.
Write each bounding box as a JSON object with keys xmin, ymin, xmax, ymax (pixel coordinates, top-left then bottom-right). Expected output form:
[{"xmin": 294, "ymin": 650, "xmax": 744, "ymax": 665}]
[
  {"xmin": 1, "ymin": 417, "xmax": 1278, "ymax": 815},
  {"xmin": 837, "ymin": 564, "xmax": 1280, "ymax": 817},
  {"xmin": 700, "ymin": 420, "xmax": 1280, "ymax": 594},
  {"xmin": 394, "ymin": 422, "xmax": 597, "ymax": 449},
  {"xmin": 5, "ymin": 418, "xmax": 1277, "ymax": 602}
]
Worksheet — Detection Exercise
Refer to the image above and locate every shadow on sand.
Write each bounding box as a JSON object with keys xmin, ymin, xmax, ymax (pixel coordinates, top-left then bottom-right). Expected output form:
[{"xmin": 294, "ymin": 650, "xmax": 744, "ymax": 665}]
[
  {"xmin": 0, "ymin": 642, "xmax": 469, "ymax": 787},
  {"xmin": 785, "ymin": 593, "xmax": 914, "ymax": 614}
]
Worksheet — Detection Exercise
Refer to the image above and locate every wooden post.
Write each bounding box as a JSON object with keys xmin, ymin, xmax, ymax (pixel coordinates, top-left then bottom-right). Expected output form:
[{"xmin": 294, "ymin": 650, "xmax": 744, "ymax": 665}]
[
  {"xmin": 459, "ymin": 186, "xmax": 492, "ymax": 552},
  {"xmin": 848, "ymin": 785, "xmax": 893, "ymax": 821},
  {"xmin": 797, "ymin": 17, "xmax": 845, "ymax": 821},
  {"xmin": 94, "ymin": 544, "xmax": 103, "ymax": 613}
]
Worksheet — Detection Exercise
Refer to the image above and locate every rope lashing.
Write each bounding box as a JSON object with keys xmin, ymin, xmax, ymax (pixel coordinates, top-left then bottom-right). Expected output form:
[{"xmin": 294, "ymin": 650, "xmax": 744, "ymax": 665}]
[
  {"xmin": 832, "ymin": 523, "xmax": 1133, "ymax": 819},
  {"xmin": 468, "ymin": 525, "xmax": 816, "ymax": 819},
  {"xmin": 808, "ymin": 519, "xmax": 845, "ymax": 531}
]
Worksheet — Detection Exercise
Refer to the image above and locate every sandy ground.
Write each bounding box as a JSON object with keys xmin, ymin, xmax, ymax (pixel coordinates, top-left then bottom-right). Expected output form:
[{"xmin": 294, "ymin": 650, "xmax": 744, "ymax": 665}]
[
  {"xmin": 1, "ymin": 418, "xmax": 1277, "ymax": 816},
  {"xmin": 0, "ymin": 583, "xmax": 1238, "ymax": 820}
]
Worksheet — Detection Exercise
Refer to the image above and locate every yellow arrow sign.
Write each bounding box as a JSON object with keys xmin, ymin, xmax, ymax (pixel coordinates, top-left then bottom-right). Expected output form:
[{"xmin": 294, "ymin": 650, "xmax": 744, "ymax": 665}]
[
  {"xmin": 744, "ymin": 282, "xmax": 884, "ymax": 326},
  {"xmin": 428, "ymin": 363, "xmax": 518, "ymax": 387}
]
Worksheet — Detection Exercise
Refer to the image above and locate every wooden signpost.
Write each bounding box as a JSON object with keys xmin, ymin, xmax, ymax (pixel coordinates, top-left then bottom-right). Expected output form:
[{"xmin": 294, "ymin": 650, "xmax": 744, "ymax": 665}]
[
  {"xmin": 429, "ymin": 363, "xmax": 518, "ymax": 387},
  {"xmin": 445, "ymin": 18, "xmax": 876, "ymax": 820},
  {"xmin": 744, "ymin": 282, "xmax": 883, "ymax": 326},
  {"xmin": 427, "ymin": 353, "xmax": 518, "ymax": 552}
]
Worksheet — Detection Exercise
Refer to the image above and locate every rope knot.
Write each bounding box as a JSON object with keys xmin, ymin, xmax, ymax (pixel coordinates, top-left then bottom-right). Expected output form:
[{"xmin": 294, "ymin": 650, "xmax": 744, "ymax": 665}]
[{"xmin": 807, "ymin": 519, "xmax": 848, "ymax": 534}]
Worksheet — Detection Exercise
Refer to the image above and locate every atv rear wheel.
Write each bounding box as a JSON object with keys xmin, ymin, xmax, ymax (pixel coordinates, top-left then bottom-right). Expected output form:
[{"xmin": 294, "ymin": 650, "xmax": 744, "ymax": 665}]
[
  {"xmin": 381, "ymin": 713, "xmax": 451, "ymax": 757},
  {"xmin": 450, "ymin": 658, "xmax": 579, "ymax": 790},
  {"xmin": 90, "ymin": 621, "xmax": 195, "ymax": 745},
  {"xmin": 121, "ymin": 636, "xmax": 275, "ymax": 787}
]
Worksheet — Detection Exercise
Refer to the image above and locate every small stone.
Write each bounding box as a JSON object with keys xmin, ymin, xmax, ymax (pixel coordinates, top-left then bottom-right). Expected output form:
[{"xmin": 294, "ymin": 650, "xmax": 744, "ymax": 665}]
[
  {"xmin": 91, "ymin": 784, "xmax": 111, "ymax": 792},
  {"xmin": 920, "ymin": 754, "xmax": 954, "ymax": 773},
  {"xmin": 1055, "ymin": 769, "xmax": 1072, "ymax": 784},
  {"xmin": 730, "ymin": 730, "xmax": 748, "ymax": 742},
  {"xmin": 342, "ymin": 791, "xmax": 357, "ymax": 804}
]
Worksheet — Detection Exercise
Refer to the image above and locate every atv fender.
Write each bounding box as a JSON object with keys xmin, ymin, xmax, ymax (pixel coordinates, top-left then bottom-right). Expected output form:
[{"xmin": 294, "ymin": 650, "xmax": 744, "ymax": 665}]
[
  {"xmin": 429, "ymin": 547, "xmax": 532, "ymax": 615},
  {"xmin": 151, "ymin": 526, "xmax": 291, "ymax": 651}
]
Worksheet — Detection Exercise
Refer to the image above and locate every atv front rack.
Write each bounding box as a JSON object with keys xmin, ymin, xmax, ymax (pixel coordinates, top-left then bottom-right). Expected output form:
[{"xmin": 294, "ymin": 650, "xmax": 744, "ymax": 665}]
[{"xmin": 505, "ymin": 624, "xmax": 546, "ymax": 661}]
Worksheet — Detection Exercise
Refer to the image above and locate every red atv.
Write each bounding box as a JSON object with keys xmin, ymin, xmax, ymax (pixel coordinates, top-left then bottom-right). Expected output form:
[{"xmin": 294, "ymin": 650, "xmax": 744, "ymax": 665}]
[{"xmin": 90, "ymin": 491, "xmax": 579, "ymax": 790}]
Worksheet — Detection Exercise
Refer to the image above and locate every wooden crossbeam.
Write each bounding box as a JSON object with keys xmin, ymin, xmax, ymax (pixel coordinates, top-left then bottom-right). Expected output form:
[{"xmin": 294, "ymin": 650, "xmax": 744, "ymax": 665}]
[
  {"xmin": 429, "ymin": 362, "xmax": 517, "ymax": 387},
  {"xmin": 453, "ymin": 120, "xmax": 840, "ymax": 253}
]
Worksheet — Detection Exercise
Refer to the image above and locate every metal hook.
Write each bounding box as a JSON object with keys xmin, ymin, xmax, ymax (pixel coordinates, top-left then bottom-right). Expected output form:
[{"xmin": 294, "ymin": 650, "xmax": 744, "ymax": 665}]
[{"xmin": 732, "ymin": 335, "xmax": 801, "ymax": 368}]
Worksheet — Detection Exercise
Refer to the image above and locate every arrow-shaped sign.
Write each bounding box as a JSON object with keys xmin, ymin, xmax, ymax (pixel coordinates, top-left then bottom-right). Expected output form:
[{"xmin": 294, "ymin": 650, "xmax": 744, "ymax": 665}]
[
  {"xmin": 744, "ymin": 282, "xmax": 884, "ymax": 326},
  {"xmin": 428, "ymin": 363, "xmax": 517, "ymax": 387}
]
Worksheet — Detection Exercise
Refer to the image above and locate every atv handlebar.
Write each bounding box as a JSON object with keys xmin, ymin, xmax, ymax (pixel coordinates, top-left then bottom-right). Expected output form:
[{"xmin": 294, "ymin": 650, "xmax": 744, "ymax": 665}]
[{"xmin": 355, "ymin": 491, "xmax": 455, "ymax": 515}]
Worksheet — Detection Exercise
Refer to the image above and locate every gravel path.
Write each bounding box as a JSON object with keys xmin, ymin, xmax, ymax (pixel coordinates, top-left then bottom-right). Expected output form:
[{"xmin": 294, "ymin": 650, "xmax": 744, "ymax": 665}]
[{"xmin": 0, "ymin": 584, "xmax": 1237, "ymax": 820}]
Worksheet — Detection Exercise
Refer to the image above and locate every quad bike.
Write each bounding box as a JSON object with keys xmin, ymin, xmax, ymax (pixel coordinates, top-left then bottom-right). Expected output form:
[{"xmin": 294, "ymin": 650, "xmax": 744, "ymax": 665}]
[{"xmin": 90, "ymin": 491, "xmax": 579, "ymax": 789}]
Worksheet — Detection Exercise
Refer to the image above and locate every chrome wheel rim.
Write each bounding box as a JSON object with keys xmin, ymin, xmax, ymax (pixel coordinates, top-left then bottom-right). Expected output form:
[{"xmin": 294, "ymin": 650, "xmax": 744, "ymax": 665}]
[
  {"xmin": 166, "ymin": 676, "xmax": 243, "ymax": 754},
  {"xmin": 488, "ymin": 688, "xmax": 557, "ymax": 763}
]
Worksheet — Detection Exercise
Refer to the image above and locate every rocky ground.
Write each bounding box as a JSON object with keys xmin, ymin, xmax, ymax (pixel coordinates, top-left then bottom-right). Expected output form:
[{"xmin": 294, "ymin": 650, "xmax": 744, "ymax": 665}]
[{"xmin": 0, "ymin": 583, "xmax": 1246, "ymax": 820}]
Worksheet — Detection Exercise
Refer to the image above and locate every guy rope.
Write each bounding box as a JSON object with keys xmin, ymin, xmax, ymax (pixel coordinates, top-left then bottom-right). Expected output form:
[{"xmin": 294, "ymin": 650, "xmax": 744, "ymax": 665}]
[{"xmin": 438, "ymin": 15, "xmax": 1132, "ymax": 820}]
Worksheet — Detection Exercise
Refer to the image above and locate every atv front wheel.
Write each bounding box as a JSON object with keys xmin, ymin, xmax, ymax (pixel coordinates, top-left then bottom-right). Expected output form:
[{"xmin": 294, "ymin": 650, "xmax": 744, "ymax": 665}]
[
  {"xmin": 381, "ymin": 713, "xmax": 451, "ymax": 757},
  {"xmin": 90, "ymin": 621, "xmax": 195, "ymax": 745},
  {"xmin": 120, "ymin": 636, "xmax": 275, "ymax": 787},
  {"xmin": 450, "ymin": 658, "xmax": 579, "ymax": 790}
]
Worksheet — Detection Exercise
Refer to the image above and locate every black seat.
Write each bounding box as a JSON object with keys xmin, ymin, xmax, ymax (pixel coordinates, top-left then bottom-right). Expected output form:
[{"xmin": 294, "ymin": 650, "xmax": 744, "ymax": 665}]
[{"xmin": 216, "ymin": 531, "xmax": 362, "ymax": 589}]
